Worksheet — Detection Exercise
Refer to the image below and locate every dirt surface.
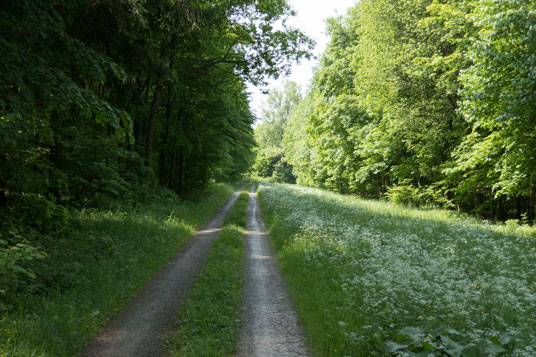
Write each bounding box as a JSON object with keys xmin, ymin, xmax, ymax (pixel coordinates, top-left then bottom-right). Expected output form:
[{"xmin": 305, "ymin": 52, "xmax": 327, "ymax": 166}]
[
  {"xmin": 237, "ymin": 185, "xmax": 309, "ymax": 357},
  {"xmin": 80, "ymin": 188, "xmax": 243, "ymax": 357}
]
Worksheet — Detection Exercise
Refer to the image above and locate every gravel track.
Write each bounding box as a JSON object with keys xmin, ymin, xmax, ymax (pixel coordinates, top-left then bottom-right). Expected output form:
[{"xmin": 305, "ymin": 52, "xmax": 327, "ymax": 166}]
[
  {"xmin": 237, "ymin": 185, "xmax": 309, "ymax": 357},
  {"xmin": 80, "ymin": 188, "xmax": 243, "ymax": 357}
]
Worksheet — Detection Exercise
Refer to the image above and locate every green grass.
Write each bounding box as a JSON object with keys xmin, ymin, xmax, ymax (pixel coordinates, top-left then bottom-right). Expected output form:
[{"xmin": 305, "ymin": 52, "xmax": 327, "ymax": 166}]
[
  {"xmin": 168, "ymin": 189, "xmax": 250, "ymax": 356},
  {"xmin": 0, "ymin": 183, "xmax": 236, "ymax": 357},
  {"xmin": 258, "ymin": 183, "xmax": 536, "ymax": 357}
]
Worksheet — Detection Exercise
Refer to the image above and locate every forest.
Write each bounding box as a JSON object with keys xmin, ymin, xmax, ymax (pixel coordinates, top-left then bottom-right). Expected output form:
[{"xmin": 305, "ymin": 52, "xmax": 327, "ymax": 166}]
[
  {"xmin": 254, "ymin": 0, "xmax": 536, "ymax": 222},
  {"xmin": 0, "ymin": 0, "xmax": 314, "ymax": 202},
  {"xmin": 2, "ymin": 0, "xmax": 536, "ymax": 355},
  {"xmin": 0, "ymin": 0, "xmax": 310, "ymax": 302}
]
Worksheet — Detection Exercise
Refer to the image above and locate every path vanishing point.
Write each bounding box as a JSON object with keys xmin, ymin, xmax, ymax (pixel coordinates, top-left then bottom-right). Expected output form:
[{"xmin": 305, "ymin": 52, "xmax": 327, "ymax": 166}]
[{"xmin": 81, "ymin": 185, "xmax": 308, "ymax": 356}]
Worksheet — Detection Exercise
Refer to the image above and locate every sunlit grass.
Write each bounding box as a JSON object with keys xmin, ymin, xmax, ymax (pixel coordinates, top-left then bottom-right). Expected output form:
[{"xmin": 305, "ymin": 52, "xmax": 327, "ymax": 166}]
[
  {"xmin": 168, "ymin": 190, "xmax": 249, "ymax": 356},
  {"xmin": 0, "ymin": 183, "xmax": 235, "ymax": 357},
  {"xmin": 259, "ymin": 183, "xmax": 536, "ymax": 357}
]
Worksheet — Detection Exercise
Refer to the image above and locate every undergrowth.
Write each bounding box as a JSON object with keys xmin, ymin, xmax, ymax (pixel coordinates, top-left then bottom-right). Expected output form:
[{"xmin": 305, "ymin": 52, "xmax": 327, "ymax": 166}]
[
  {"xmin": 168, "ymin": 189, "xmax": 249, "ymax": 356},
  {"xmin": 0, "ymin": 183, "xmax": 235, "ymax": 356},
  {"xmin": 258, "ymin": 183, "xmax": 536, "ymax": 357}
]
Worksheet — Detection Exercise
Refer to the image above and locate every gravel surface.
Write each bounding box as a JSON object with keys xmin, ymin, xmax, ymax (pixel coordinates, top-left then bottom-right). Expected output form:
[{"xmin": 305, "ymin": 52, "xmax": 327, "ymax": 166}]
[
  {"xmin": 237, "ymin": 185, "xmax": 309, "ymax": 357},
  {"xmin": 80, "ymin": 189, "xmax": 242, "ymax": 357}
]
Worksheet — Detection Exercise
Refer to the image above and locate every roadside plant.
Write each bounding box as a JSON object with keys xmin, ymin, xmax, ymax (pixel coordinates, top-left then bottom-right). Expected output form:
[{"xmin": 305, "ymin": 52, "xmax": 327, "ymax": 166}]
[{"xmin": 0, "ymin": 239, "xmax": 45, "ymax": 297}]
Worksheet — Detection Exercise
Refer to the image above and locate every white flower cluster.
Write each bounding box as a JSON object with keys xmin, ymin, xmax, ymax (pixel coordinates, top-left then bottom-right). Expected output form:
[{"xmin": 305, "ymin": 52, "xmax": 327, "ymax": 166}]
[{"xmin": 260, "ymin": 183, "xmax": 536, "ymax": 356}]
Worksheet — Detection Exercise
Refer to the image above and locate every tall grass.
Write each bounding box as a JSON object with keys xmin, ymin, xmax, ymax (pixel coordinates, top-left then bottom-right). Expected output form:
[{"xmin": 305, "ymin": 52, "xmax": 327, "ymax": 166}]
[
  {"xmin": 258, "ymin": 183, "xmax": 536, "ymax": 357},
  {"xmin": 0, "ymin": 183, "xmax": 235, "ymax": 357}
]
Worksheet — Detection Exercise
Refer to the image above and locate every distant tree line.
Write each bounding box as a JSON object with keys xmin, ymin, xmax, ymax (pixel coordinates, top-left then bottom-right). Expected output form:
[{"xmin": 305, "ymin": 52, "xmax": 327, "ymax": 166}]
[
  {"xmin": 252, "ymin": 81, "xmax": 302, "ymax": 183},
  {"xmin": 260, "ymin": 0, "xmax": 536, "ymax": 221}
]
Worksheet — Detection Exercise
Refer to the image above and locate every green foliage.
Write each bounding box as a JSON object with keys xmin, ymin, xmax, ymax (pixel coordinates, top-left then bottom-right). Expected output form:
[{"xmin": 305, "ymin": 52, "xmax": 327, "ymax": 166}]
[
  {"xmin": 0, "ymin": 240, "xmax": 45, "ymax": 298},
  {"xmin": 0, "ymin": 0, "xmax": 135, "ymax": 209},
  {"xmin": 386, "ymin": 183, "xmax": 423, "ymax": 208},
  {"xmin": 454, "ymin": 0, "xmax": 536, "ymax": 205},
  {"xmin": 385, "ymin": 326, "xmax": 509, "ymax": 356},
  {"xmin": 13, "ymin": 194, "xmax": 69, "ymax": 232},
  {"xmin": 282, "ymin": 94, "xmax": 316, "ymax": 186},
  {"xmin": 169, "ymin": 190, "xmax": 249, "ymax": 356},
  {"xmin": 272, "ymin": 161, "xmax": 296, "ymax": 184}
]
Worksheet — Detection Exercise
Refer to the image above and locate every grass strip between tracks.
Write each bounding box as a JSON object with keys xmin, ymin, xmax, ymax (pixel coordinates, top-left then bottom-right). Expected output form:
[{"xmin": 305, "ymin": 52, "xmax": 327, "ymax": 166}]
[{"xmin": 168, "ymin": 189, "xmax": 250, "ymax": 356}]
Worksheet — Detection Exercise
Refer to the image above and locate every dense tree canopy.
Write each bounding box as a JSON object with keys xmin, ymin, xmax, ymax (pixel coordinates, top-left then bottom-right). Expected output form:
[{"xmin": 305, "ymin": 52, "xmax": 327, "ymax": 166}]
[
  {"xmin": 275, "ymin": 0, "xmax": 536, "ymax": 221},
  {"xmin": 0, "ymin": 0, "xmax": 312, "ymax": 294},
  {"xmin": 0, "ymin": 0, "xmax": 312, "ymax": 202}
]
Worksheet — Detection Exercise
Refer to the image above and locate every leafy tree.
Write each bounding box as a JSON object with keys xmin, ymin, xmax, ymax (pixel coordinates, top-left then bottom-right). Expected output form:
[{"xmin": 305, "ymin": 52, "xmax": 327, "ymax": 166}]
[
  {"xmin": 280, "ymin": 0, "xmax": 536, "ymax": 219},
  {"xmin": 0, "ymin": 0, "xmax": 313, "ymax": 296},
  {"xmin": 0, "ymin": 0, "xmax": 134, "ymax": 208},
  {"xmin": 280, "ymin": 0, "xmax": 473, "ymax": 205},
  {"xmin": 454, "ymin": 0, "xmax": 536, "ymax": 219},
  {"xmin": 63, "ymin": 0, "xmax": 313, "ymax": 191},
  {"xmin": 353, "ymin": 0, "xmax": 470, "ymax": 191},
  {"xmin": 282, "ymin": 94, "xmax": 317, "ymax": 186},
  {"xmin": 135, "ymin": 0, "xmax": 313, "ymax": 179}
]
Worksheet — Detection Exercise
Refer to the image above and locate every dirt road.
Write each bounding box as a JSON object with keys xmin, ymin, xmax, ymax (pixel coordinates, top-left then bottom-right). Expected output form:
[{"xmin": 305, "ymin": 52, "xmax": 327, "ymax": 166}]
[
  {"xmin": 237, "ymin": 185, "xmax": 309, "ymax": 357},
  {"xmin": 80, "ymin": 189, "xmax": 243, "ymax": 357}
]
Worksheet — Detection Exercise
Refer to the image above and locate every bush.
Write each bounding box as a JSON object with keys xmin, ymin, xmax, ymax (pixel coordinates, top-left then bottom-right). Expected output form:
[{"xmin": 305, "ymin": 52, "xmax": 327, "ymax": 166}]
[
  {"xmin": 273, "ymin": 161, "xmax": 296, "ymax": 184},
  {"xmin": 386, "ymin": 183, "xmax": 451, "ymax": 209},
  {"xmin": 13, "ymin": 194, "xmax": 69, "ymax": 232},
  {"xmin": 253, "ymin": 154, "xmax": 276, "ymax": 178},
  {"xmin": 386, "ymin": 183, "xmax": 422, "ymax": 207},
  {"xmin": 0, "ymin": 238, "xmax": 45, "ymax": 300}
]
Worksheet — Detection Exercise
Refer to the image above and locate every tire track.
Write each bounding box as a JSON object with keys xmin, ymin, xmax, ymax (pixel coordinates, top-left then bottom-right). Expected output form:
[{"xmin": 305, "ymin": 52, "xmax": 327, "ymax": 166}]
[{"xmin": 237, "ymin": 185, "xmax": 309, "ymax": 357}]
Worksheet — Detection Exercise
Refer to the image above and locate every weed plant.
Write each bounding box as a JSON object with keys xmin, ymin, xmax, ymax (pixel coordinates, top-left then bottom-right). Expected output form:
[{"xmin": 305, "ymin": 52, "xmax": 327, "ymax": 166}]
[
  {"xmin": 258, "ymin": 183, "xmax": 536, "ymax": 357},
  {"xmin": 168, "ymin": 189, "xmax": 249, "ymax": 356},
  {"xmin": 0, "ymin": 183, "xmax": 235, "ymax": 356}
]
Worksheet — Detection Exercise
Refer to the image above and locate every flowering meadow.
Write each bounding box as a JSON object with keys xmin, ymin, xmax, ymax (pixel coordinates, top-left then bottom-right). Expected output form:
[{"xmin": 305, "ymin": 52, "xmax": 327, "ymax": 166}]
[{"xmin": 258, "ymin": 183, "xmax": 536, "ymax": 356}]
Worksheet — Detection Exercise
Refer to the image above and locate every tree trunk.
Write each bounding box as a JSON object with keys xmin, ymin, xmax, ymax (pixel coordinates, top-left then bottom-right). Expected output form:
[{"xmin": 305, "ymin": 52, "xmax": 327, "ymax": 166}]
[
  {"xmin": 474, "ymin": 192, "xmax": 480, "ymax": 216},
  {"xmin": 170, "ymin": 151, "xmax": 178, "ymax": 190},
  {"xmin": 145, "ymin": 37, "xmax": 168, "ymax": 182},
  {"xmin": 530, "ymin": 182, "xmax": 535, "ymax": 221},
  {"xmin": 497, "ymin": 197, "xmax": 505, "ymax": 221},
  {"xmin": 380, "ymin": 172, "xmax": 385, "ymax": 195},
  {"xmin": 490, "ymin": 198, "xmax": 494, "ymax": 221},
  {"xmin": 0, "ymin": 181, "xmax": 6, "ymax": 208},
  {"xmin": 145, "ymin": 83, "xmax": 162, "ymax": 181},
  {"xmin": 516, "ymin": 195, "xmax": 523, "ymax": 219},
  {"xmin": 159, "ymin": 117, "xmax": 170, "ymax": 186},
  {"xmin": 50, "ymin": 110, "xmax": 62, "ymax": 203},
  {"xmin": 178, "ymin": 151, "xmax": 184, "ymax": 196}
]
